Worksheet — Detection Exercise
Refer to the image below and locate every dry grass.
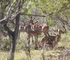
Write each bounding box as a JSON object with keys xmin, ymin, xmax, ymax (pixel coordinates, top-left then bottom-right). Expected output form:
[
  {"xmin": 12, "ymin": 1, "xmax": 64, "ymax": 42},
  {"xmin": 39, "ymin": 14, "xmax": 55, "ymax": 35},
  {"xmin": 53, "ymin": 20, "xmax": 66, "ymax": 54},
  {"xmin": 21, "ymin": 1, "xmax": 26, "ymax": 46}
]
[
  {"xmin": 0, "ymin": 49, "xmax": 70, "ymax": 60},
  {"xmin": 0, "ymin": 31, "xmax": 70, "ymax": 60}
]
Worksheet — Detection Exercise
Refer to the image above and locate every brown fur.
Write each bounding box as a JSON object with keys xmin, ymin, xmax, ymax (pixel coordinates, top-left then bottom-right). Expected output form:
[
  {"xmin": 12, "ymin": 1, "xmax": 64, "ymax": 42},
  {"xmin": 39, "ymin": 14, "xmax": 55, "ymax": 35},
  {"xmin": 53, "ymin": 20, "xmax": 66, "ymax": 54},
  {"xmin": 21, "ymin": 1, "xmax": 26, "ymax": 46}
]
[
  {"xmin": 19, "ymin": 20, "xmax": 49, "ymax": 48},
  {"xmin": 36, "ymin": 29, "xmax": 64, "ymax": 49}
]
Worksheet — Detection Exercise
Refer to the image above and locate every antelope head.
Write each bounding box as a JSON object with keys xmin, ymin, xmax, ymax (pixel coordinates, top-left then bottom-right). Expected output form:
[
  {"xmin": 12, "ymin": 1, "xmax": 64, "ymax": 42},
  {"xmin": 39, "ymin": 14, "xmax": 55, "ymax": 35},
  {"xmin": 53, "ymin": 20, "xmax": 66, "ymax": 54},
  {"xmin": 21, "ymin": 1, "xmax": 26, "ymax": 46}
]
[{"xmin": 58, "ymin": 29, "xmax": 64, "ymax": 35}]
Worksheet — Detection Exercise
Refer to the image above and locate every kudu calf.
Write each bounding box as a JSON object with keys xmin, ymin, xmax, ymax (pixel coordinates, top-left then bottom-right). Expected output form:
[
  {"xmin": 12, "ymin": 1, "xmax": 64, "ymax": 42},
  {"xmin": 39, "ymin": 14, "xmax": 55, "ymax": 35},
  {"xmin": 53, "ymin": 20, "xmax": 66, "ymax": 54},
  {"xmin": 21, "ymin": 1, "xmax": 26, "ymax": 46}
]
[{"xmin": 36, "ymin": 29, "xmax": 64, "ymax": 50}]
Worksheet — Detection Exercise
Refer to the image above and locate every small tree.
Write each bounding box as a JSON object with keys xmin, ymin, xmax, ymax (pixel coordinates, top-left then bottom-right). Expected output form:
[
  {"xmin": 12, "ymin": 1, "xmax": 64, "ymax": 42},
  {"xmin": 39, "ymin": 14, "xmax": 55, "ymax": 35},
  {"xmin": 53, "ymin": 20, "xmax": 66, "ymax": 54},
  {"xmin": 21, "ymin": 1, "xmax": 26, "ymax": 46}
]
[{"xmin": 0, "ymin": 0, "xmax": 24, "ymax": 60}]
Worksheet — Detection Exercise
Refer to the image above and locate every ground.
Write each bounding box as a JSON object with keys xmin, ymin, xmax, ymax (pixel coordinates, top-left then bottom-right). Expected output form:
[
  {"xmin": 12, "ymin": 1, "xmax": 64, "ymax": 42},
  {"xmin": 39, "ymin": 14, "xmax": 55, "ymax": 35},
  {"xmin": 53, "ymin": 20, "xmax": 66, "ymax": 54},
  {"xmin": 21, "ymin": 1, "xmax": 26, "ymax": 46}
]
[{"xmin": 0, "ymin": 31, "xmax": 70, "ymax": 60}]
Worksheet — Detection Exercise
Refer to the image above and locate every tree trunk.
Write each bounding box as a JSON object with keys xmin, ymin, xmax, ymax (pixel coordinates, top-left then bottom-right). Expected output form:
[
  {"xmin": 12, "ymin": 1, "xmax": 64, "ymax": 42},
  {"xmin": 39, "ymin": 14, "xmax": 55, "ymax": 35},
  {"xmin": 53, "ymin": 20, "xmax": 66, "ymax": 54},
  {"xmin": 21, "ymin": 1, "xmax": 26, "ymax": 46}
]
[
  {"xmin": 0, "ymin": 2, "xmax": 4, "ymax": 49},
  {"xmin": 0, "ymin": 2, "xmax": 2, "ymax": 19},
  {"xmin": 7, "ymin": 1, "xmax": 20, "ymax": 60}
]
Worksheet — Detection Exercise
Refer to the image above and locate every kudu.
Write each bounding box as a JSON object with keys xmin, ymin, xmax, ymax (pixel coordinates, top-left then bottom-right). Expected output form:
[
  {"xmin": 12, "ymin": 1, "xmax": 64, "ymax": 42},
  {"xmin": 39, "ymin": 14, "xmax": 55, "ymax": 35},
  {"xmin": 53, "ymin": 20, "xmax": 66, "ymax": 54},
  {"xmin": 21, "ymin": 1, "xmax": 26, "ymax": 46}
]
[
  {"xmin": 28, "ymin": 20, "xmax": 49, "ymax": 48},
  {"xmin": 19, "ymin": 20, "xmax": 49, "ymax": 48},
  {"xmin": 36, "ymin": 29, "xmax": 64, "ymax": 50}
]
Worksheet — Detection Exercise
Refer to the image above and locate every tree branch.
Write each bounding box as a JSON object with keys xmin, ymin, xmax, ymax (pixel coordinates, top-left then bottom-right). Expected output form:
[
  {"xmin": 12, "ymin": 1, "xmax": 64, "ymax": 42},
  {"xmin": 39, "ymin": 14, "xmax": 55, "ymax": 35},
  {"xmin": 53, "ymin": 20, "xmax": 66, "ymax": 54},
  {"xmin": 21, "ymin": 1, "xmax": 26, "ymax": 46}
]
[{"xmin": 3, "ymin": 24, "xmax": 14, "ymax": 40}]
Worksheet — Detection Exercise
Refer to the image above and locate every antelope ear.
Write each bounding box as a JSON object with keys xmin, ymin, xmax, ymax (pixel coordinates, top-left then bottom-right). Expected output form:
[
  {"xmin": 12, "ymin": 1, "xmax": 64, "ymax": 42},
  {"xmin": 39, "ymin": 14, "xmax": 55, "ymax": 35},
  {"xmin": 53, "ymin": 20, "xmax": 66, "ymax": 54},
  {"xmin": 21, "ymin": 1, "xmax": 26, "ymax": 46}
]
[{"xmin": 58, "ymin": 29, "xmax": 64, "ymax": 34}]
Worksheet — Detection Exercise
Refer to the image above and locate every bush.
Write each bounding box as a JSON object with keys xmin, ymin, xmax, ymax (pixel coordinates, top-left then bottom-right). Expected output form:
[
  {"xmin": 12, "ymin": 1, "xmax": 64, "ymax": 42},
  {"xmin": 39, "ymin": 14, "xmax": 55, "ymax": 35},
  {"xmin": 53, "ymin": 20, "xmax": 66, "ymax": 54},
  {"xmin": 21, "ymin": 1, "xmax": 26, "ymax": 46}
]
[
  {"xmin": 0, "ymin": 38, "xmax": 11, "ymax": 51},
  {"xmin": 47, "ymin": 19, "xmax": 56, "ymax": 26}
]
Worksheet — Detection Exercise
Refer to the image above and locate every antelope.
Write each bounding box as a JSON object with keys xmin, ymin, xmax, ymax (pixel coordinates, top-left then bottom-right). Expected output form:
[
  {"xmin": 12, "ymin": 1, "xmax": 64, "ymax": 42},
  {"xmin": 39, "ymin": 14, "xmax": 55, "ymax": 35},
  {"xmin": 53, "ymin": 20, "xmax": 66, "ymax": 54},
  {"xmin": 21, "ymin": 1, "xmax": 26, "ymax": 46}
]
[
  {"xmin": 36, "ymin": 29, "xmax": 64, "ymax": 50},
  {"xmin": 19, "ymin": 20, "xmax": 49, "ymax": 48},
  {"xmin": 29, "ymin": 20, "xmax": 49, "ymax": 36},
  {"xmin": 28, "ymin": 20, "xmax": 49, "ymax": 48}
]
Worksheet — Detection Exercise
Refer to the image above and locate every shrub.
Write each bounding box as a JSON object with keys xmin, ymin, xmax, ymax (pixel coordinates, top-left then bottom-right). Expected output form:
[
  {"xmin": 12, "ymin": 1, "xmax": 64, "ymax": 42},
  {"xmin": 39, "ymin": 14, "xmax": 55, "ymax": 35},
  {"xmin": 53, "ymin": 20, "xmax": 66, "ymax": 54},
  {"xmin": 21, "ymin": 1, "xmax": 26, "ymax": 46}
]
[{"xmin": 0, "ymin": 38, "xmax": 11, "ymax": 51}]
